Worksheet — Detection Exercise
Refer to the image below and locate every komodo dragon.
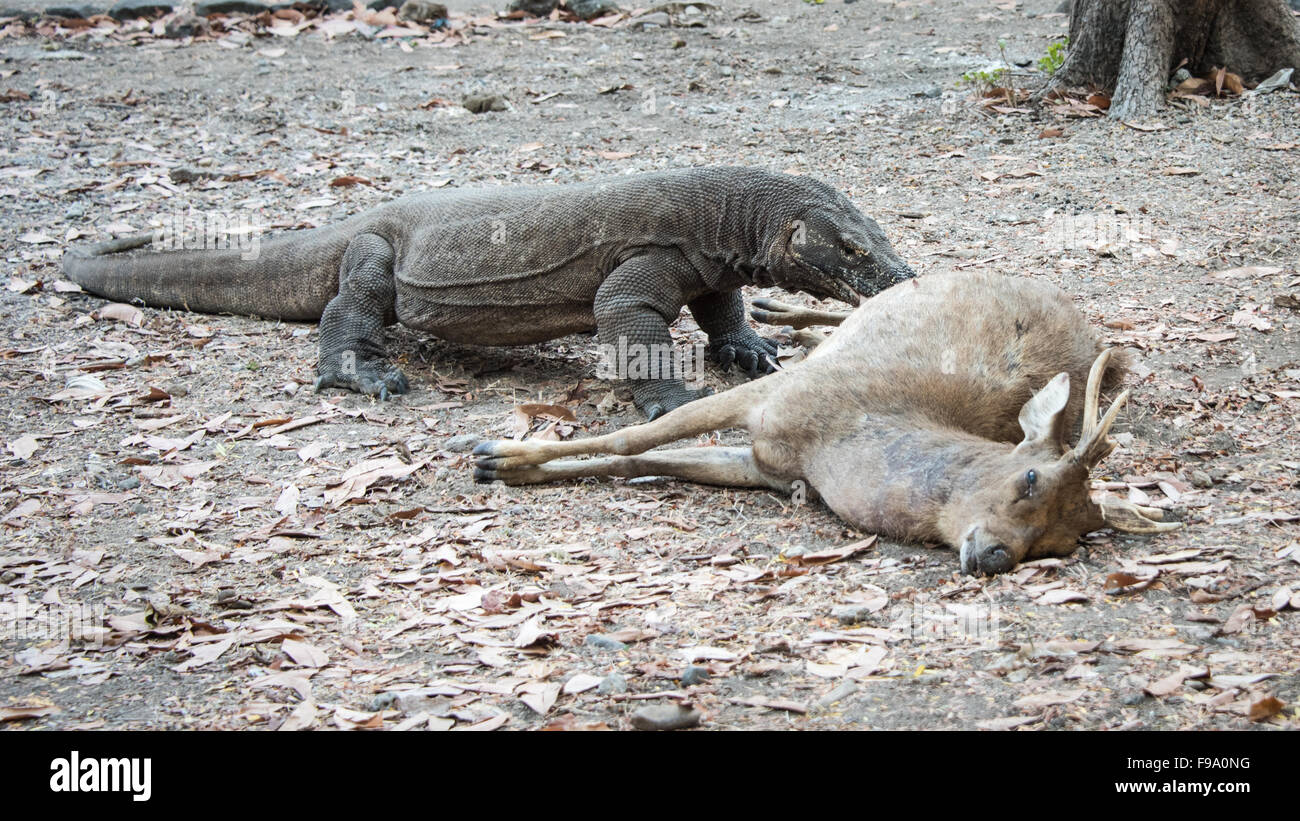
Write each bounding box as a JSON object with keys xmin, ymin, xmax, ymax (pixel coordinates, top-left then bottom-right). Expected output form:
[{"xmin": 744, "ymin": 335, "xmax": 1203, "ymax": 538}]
[{"xmin": 63, "ymin": 166, "xmax": 916, "ymax": 419}]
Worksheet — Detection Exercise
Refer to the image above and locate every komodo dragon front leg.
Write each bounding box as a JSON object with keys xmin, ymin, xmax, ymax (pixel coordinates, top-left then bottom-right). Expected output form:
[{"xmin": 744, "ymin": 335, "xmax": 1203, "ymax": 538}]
[
  {"xmin": 593, "ymin": 250, "xmax": 716, "ymax": 421},
  {"xmin": 689, "ymin": 291, "xmax": 779, "ymax": 376},
  {"xmin": 314, "ymin": 234, "xmax": 410, "ymax": 399}
]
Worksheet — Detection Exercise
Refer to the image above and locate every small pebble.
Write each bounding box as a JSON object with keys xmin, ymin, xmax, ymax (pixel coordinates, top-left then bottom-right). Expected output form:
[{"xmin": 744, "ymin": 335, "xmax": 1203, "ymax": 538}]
[
  {"xmin": 680, "ymin": 665, "xmax": 710, "ymax": 686},
  {"xmin": 630, "ymin": 703, "xmax": 701, "ymax": 731},
  {"xmin": 585, "ymin": 634, "xmax": 627, "ymax": 651},
  {"xmin": 831, "ymin": 604, "xmax": 874, "ymax": 625},
  {"xmin": 443, "ymin": 433, "xmax": 483, "ymax": 453},
  {"xmin": 367, "ymin": 692, "xmax": 399, "ymax": 711},
  {"xmin": 635, "ymin": 11, "xmax": 670, "ymax": 27},
  {"xmin": 597, "ymin": 672, "xmax": 628, "ymax": 695},
  {"xmin": 814, "ymin": 681, "xmax": 857, "ymax": 709},
  {"xmin": 462, "ymin": 93, "xmax": 508, "ymax": 114}
]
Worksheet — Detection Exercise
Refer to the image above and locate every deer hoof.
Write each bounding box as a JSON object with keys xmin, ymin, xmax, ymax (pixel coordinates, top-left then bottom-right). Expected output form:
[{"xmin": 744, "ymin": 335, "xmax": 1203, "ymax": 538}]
[{"xmin": 472, "ymin": 440, "xmax": 519, "ymax": 458}]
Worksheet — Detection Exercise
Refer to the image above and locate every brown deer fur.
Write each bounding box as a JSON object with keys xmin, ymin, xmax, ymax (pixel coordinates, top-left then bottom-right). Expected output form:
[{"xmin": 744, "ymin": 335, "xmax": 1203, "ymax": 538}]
[{"xmin": 474, "ymin": 271, "xmax": 1176, "ymax": 575}]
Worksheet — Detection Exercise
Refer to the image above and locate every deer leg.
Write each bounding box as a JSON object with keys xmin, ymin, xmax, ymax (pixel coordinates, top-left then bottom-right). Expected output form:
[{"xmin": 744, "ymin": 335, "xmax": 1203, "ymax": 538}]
[
  {"xmin": 792, "ymin": 329, "xmax": 830, "ymax": 349},
  {"xmin": 750, "ymin": 298, "xmax": 851, "ymax": 329},
  {"xmin": 473, "ymin": 375, "xmax": 778, "ymax": 472},
  {"xmin": 476, "ymin": 445, "xmax": 790, "ymax": 491}
]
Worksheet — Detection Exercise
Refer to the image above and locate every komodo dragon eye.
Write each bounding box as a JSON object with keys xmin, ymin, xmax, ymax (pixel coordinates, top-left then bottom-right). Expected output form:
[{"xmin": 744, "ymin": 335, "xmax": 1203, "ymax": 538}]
[{"xmin": 840, "ymin": 241, "xmax": 869, "ymax": 258}]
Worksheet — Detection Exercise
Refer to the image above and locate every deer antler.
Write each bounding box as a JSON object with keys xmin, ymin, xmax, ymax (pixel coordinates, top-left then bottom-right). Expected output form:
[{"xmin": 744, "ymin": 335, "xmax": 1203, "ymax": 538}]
[
  {"xmin": 1071, "ymin": 348, "xmax": 1130, "ymax": 467},
  {"xmin": 1094, "ymin": 494, "xmax": 1183, "ymax": 533},
  {"xmin": 1074, "ymin": 349, "xmax": 1184, "ymax": 534}
]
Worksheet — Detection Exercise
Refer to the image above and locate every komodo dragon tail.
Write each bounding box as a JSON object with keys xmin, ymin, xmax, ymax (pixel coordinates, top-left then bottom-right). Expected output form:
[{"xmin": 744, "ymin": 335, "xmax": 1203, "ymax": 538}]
[{"xmin": 62, "ymin": 226, "xmax": 354, "ymax": 321}]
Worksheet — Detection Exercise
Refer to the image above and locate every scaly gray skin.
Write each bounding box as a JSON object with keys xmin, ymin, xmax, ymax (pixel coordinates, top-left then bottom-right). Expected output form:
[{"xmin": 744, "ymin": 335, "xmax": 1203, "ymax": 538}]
[{"xmin": 63, "ymin": 167, "xmax": 916, "ymax": 418}]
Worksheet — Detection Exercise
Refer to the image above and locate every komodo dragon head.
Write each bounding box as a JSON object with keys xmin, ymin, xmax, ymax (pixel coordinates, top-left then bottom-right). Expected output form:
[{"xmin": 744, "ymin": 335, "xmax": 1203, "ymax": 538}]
[{"xmin": 764, "ymin": 179, "xmax": 917, "ymax": 305}]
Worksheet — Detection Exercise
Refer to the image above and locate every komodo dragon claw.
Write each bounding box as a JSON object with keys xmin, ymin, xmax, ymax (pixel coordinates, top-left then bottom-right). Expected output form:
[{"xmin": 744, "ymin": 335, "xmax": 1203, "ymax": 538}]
[
  {"xmin": 313, "ymin": 363, "xmax": 410, "ymax": 400},
  {"xmin": 709, "ymin": 333, "xmax": 779, "ymax": 378},
  {"xmin": 641, "ymin": 386, "xmax": 713, "ymax": 422}
]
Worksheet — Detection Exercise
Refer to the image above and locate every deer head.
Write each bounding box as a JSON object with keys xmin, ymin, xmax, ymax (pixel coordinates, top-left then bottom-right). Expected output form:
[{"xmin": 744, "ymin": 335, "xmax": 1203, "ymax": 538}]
[{"xmin": 942, "ymin": 349, "xmax": 1179, "ymax": 575}]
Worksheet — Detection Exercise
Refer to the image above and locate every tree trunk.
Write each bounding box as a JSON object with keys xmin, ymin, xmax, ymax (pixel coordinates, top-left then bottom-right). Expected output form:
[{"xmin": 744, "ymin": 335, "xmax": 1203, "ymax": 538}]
[{"xmin": 1040, "ymin": 0, "xmax": 1300, "ymax": 119}]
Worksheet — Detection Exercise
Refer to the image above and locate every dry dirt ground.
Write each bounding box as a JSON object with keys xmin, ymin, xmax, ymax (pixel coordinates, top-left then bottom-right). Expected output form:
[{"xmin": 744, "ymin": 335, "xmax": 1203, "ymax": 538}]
[{"xmin": 0, "ymin": 0, "xmax": 1297, "ymax": 731}]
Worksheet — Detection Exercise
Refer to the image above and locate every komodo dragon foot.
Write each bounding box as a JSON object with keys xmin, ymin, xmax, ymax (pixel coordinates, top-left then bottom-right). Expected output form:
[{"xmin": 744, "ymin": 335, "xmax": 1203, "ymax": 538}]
[
  {"xmin": 707, "ymin": 329, "xmax": 779, "ymax": 377},
  {"xmin": 633, "ymin": 382, "xmax": 713, "ymax": 422},
  {"xmin": 314, "ymin": 354, "xmax": 410, "ymax": 400}
]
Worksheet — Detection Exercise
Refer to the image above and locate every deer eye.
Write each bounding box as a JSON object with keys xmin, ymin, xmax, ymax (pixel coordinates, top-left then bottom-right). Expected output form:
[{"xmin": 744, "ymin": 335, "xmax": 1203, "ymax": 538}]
[{"xmin": 1022, "ymin": 469, "xmax": 1038, "ymax": 498}]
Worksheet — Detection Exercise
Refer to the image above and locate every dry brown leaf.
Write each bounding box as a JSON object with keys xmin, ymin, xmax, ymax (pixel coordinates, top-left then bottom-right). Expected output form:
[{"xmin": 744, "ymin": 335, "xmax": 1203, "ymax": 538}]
[
  {"xmin": 976, "ymin": 715, "xmax": 1040, "ymax": 731},
  {"xmin": 1013, "ymin": 689, "xmax": 1084, "ymax": 712},
  {"xmin": 278, "ymin": 699, "xmax": 318, "ymax": 731},
  {"xmin": 0, "ymin": 704, "xmax": 60, "ymax": 722},
  {"xmin": 282, "ymin": 638, "xmax": 329, "ymax": 668},
  {"xmin": 1104, "ymin": 569, "xmax": 1157, "ymax": 594},
  {"xmin": 729, "ymin": 696, "xmax": 807, "ymax": 714},
  {"xmin": 1037, "ymin": 588, "xmax": 1090, "ymax": 605},
  {"xmin": 787, "ymin": 536, "xmax": 877, "ymax": 566},
  {"xmin": 518, "ymin": 682, "xmax": 561, "ymax": 715},
  {"xmin": 681, "ymin": 646, "xmax": 738, "ymax": 663},
  {"xmin": 7, "ymin": 434, "xmax": 38, "ymax": 460},
  {"xmin": 97, "ymin": 303, "xmax": 145, "ymax": 326},
  {"xmin": 562, "ymin": 673, "xmax": 603, "ymax": 694},
  {"xmin": 514, "ymin": 402, "xmax": 578, "ymax": 422},
  {"xmin": 1247, "ymin": 696, "xmax": 1284, "ymax": 722},
  {"xmin": 1193, "ymin": 330, "xmax": 1236, "ymax": 343},
  {"xmin": 1143, "ymin": 666, "xmax": 1207, "ymax": 697},
  {"xmin": 324, "ymin": 457, "xmax": 425, "ymax": 506},
  {"xmin": 514, "ymin": 617, "xmax": 557, "ymax": 649}
]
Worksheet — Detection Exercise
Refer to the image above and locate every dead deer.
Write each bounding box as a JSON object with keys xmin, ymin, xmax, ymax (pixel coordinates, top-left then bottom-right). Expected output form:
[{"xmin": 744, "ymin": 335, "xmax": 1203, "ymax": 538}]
[{"xmin": 473, "ymin": 271, "xmax": 1179, "ymax": 575}]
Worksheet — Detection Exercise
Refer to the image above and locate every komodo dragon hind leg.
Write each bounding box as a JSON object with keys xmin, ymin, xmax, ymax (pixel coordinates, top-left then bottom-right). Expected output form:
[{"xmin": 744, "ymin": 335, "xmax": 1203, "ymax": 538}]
[
  {"xmin": 475, "ymin": 445, "xmax": 790, "ymax": 489},
  {"xmin": 592, "ymin": 251, "xmax": 712, "ymax": 420},
  {"xmin": 315, "ymin": 233, "xmax": 410, "ymax": 400}
]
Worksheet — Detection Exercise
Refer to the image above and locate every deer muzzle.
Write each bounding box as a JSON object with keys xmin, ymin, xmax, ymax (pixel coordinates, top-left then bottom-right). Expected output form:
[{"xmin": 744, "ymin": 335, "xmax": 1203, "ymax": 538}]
[{"xmin": 959, "ymin": 527, "xmax": 1021, "ymax": 576}]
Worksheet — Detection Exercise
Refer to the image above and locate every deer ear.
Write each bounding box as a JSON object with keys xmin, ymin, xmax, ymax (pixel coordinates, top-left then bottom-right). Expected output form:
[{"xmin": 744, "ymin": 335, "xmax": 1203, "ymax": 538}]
[{"xmin": 1015, "ymin": 372, "xmax": 1070, "ymax": 452}]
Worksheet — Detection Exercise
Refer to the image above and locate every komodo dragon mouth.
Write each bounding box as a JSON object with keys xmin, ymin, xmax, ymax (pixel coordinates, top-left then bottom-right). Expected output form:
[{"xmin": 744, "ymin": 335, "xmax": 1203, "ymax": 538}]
[{"xmin": 789, "ymin": 256, "xmax": 864, "ymax": 306}]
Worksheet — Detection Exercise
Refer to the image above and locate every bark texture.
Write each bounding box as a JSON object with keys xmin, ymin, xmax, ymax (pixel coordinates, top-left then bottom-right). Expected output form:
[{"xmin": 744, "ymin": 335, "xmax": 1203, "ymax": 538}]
[{"xmin": 1043, "ymin": 0, "xmax": 1300, "ymax": 119}]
